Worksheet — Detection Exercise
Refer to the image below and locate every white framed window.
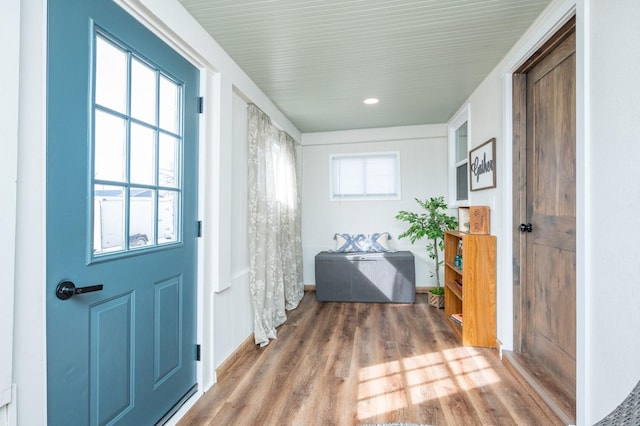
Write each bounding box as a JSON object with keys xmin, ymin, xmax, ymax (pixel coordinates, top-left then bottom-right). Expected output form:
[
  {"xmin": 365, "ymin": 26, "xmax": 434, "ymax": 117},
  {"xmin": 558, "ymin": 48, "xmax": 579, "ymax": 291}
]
[
  {"xmin": 448, "ymin": 104, "xmax": 470, "ymax": 205},
  {"xmin": 330, "ymin": 152, "xmax": 401, "ymax": 201}
]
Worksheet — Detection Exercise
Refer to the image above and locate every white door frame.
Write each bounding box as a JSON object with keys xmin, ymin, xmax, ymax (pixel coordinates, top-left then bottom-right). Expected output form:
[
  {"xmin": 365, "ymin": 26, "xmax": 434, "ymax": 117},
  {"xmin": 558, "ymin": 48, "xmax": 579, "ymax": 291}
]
[{"xmin": 0, "ymin": 0, "xmax": 21, "ymax": 415}]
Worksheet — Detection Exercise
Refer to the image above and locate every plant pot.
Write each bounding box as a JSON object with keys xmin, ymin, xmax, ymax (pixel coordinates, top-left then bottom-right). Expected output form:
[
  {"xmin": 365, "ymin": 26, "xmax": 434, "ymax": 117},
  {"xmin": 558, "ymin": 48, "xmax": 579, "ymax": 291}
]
[{"xmin": 428, "ymin": 292, "xmax": 445, "ymax": 309}]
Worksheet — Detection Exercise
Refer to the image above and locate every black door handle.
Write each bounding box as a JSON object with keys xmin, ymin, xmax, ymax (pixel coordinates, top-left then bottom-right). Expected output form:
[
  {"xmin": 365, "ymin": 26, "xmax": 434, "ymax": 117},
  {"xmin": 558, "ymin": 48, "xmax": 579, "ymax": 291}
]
[
  {"xmin": 519, "ymin": 223, "xmax": 533, "ymax": 233},
  {"xmin": 56, "ymin": 281, "xmax": 104, "ymax": 300}
]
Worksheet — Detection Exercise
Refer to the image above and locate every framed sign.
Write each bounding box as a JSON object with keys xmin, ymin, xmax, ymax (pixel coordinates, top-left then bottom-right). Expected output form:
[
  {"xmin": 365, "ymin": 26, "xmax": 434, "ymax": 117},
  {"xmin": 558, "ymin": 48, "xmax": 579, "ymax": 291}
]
[{"xmin": 469, "ymin": 138, "xmax": 496, "ymax": 191}]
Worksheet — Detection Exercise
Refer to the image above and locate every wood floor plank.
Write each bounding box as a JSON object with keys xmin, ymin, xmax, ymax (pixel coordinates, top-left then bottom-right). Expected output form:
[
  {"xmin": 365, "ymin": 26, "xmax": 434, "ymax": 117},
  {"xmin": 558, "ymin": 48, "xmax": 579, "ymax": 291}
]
[{"xmin": 178, "ymin": 292, "xmax": 563, "ymax": 426}]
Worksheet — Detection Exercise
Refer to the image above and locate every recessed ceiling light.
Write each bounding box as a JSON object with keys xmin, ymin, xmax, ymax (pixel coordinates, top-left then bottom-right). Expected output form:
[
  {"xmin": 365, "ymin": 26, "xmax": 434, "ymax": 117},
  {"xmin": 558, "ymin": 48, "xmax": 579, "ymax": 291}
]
[{"xmin": 363, "ymin": 98, "xmax": 379, "ymax": 105}]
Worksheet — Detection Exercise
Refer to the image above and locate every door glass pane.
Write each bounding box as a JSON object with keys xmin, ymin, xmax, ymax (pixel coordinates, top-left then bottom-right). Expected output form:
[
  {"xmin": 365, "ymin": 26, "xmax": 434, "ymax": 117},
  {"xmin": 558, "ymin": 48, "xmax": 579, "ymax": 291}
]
[
  {"xmin": 159, "ymin": 133, "xmax": 179, "ymax": 188},
  {"xmin": 95, "ymin": 37, "xmax": 127, "ymax": 114},
  {"xmin": 158, "ymin": 190, "xmax": 179, "ymax": 244},
  {"xmin": 93, "ymin": 185, "xmax": 125, "ymax": 254},
  {"xmin": 92, "ymin": 31, "xmax": 184, "ymax": 257},
  {"xmin": 455, "ymin": 122, "xmax": 468, "ymax": 163},
  {"xmin": 159, "ymin": 76, "xmax": 179, "ymax": 133},
  {"xmin": 130, "ymin": 123, "xmax": 156, "ymax": 185},
  {"xmin": 130, "ymin": 188, "xmax": 155, "ymax": 248},
  {"xmin": 95, "ymin": 110, "xmax": 126, "ymax": 182},
  {"xmin": 131, "ymin": 58, "xmax": 157, "ymax": 125}
]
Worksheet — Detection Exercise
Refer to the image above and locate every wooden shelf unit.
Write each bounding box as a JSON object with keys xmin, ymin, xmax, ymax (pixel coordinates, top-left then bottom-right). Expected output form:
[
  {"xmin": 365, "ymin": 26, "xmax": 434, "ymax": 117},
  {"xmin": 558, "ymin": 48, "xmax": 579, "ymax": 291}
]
[{"xmin": 444, "ymin": 230, "xmax": 496, "ymax": 348}]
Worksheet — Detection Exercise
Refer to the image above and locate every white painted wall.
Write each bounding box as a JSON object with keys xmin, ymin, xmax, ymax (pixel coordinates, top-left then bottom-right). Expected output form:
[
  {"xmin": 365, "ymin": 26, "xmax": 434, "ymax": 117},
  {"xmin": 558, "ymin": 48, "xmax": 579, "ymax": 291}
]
[
  {"xmin": 448, "ymin": 67, "xmax": 507, "ymax": 345},
  {"xmin": 0, "ymin": 0, "xmax": 20, "ymax": 417},
  {"xmin": 12, "ymin": 0, "xmax": 47, "ymax": 424},
  {"xmin": 212, "ymin": 91, "xmax": 253, "ymax": 367},
  {"xmin": 301, "ymin": 125, "xmax": 450, "ymax": 289},
  {"xmin": 585, "ymin": 0, "xmax": 640, "ymax": 422},
  {"xmin": 452, "ymin": 71, "xmax": 509, "ymax": 347},
  {"xmin": 229, "ymin": 92, "xmax": 250, "ymax": 282}
]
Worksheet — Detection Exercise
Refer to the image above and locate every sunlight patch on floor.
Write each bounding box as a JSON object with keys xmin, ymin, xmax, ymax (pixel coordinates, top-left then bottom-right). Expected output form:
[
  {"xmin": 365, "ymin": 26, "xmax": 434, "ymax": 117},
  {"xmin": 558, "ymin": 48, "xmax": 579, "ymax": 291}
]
[
  {"xmin": 359, "ymin": 359, "xmax": 402, "ymax": 382},
  {"xmin": 357, "ymin": 348, "xmax": 502, "ymax": 421},
  {"xmin": 358, "ymin": 388, "xmax": 409, "ymax": 418},
  {"xmin": 441, "ymin": 347, "xmax": 501, "ymax": 390}
]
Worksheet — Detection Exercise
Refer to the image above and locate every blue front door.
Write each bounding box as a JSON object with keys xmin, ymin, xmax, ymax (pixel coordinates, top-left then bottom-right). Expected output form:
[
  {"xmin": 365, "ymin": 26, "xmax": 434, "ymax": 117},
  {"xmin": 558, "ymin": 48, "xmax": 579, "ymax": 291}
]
[{"xmin": 46, "ymin": 0, "xmax": 199, "ymax": 424}]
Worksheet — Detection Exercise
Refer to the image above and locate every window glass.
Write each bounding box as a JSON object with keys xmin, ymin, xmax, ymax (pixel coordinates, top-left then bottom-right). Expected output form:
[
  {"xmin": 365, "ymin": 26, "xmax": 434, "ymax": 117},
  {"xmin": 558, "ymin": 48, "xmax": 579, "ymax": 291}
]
[
  {"xmin": 158, "ymin": 190, "xmax": 179, "ymax": 244},
  {"xmin": 159, "ymin": 133, "xmax": 179, "ymax": 188},
  {"xmin": 333, "ymin": 157, "xmax": 364, "ymax": 196},
  {"xmin": 455, "ymin": 122, "xmax": 469, "ymax": 201},
  {"xmin": 456, "ymin": 122, "xmax": 468, "ymax": 163},
  {"xmin": 365, "ymin": 156, "xmax": 396, "ymax": 195},
  {"xmin": 130, "ymin": 123, "xmax": 156, "ymax": 185},
  {"xmin": 456, "ymin": 164, "xmax": 468, "ymax": 201},
  {"xmin": 95, "ymin": 37, "xmax": 127, "ymax": 114},
  {"xmin": 449, "ymin": 104, "xmax": 470, "ymax": 204},
  {"xmin": 92, "ymin": 32, "xmax": 184, "ymax": 257},
  {"xmin": 129, "ymin": 188, "xmax": 155, "ymax": 248},
  {"xmin": 131, "ymin": 58, "xmax": 157, "ymax": 125},
  {"xmin": 330, "ymin": 153, "xmax": 400, "ymax": 200},
  {"xmin": 94, "ymin": 110, "xmax": 126, "ymax": 182},
  {"xmin": 93, "ymin": 185, "xmax": 125, "ymax": 253},
  {"xmin": 159, "ymin": 76, "xmax": 180, "ymax": 134}
]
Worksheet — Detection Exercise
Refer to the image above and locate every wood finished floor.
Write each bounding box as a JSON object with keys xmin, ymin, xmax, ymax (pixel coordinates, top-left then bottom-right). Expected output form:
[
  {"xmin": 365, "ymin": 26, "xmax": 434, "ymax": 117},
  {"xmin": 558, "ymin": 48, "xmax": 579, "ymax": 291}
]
[{"xmin": 178, "ymin": 292, "xmax": 562, "ymax": 426}]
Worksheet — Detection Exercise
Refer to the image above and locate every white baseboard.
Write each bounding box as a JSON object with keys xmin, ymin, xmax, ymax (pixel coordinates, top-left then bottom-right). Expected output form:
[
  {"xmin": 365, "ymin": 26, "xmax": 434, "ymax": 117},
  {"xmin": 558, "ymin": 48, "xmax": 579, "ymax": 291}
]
[{"xmin": 0, "ymin": 385, "xmax": 17, "ymax": 426}]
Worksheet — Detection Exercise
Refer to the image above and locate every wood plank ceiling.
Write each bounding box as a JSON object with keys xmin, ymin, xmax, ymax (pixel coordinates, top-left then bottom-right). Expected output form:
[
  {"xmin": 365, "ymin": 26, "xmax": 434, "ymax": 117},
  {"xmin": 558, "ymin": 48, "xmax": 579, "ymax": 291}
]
[{"xmin": 178, "ymin": 0, "xmax": 552, "ymax": 132}]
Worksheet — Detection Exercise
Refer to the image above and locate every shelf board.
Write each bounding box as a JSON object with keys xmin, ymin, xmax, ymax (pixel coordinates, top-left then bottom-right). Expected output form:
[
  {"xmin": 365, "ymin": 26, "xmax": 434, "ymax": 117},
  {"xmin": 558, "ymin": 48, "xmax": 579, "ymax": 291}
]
[
  {"xmin": 445, "ymin": 230, "xmax": 467, "ymax": 238},
  {"xmin": 444, "ymin": 261, "xmax": 462, "ymax": 274},
  {"xmin": 446, "ymin": 316, "xmax": 462, "ymax": 339},
  {"xmin": 446, "ymin": 280, "xmax": 462, "ymax": 300}
]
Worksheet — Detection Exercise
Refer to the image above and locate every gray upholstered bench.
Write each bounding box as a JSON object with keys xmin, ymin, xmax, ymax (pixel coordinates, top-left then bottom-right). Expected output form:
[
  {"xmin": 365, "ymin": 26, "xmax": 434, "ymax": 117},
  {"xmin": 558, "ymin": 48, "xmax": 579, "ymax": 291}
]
[{"xmin": 314, "ymin": 251, "xmax": 415, "ymax": 303}]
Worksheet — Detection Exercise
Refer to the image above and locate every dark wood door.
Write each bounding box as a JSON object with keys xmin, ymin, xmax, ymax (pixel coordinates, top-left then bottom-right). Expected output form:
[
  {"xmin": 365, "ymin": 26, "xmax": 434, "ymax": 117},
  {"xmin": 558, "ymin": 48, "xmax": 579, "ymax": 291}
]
[{"xmin": 519, "ymin": 25, "xmax": 576, "ymax": 399}]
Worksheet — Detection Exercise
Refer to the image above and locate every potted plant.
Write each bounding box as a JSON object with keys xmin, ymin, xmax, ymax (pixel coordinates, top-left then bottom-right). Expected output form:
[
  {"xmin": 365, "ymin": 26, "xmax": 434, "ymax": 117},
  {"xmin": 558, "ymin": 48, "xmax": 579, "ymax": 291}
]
[{"xmin": 395, "ymin": 196, "xmax": 458, "ymax": 308}]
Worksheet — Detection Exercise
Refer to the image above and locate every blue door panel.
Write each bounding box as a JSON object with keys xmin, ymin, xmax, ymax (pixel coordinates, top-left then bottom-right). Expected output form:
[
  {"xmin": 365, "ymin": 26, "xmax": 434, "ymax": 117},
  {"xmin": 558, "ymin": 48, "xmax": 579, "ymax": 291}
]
[
  {"xmin": 155, "ymin": 276, "xmax": 182, "ymax": 386},
  {"xmin": 47, "ymin": 0, "xmax": 199, "ymax": 424},
  {"xmin": 90, "ymin": 295, "xmax": 134, "ymax": 425}
]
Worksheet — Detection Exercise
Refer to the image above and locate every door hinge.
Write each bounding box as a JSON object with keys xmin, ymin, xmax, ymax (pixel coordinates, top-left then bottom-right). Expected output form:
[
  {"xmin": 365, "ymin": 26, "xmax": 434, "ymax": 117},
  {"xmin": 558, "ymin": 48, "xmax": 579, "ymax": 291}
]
[
  {"xmin": 197, "ymin": 220, "xmax": 203, "ymax": 238},
  {"xmin": 196, "ymin": 344, "xmax": 201, "ymax": 361},
  {"xmin": 198, "ymin": 96, "xmax": 204, "ymax": 114}
]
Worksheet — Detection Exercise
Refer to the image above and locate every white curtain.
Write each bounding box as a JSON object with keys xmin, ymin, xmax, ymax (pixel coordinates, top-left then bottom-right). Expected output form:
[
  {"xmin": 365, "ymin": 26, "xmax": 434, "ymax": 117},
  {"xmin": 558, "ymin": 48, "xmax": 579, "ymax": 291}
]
[{"xmin": 247, "ymin": 104, "xmax": 304, "ymax": 347}]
